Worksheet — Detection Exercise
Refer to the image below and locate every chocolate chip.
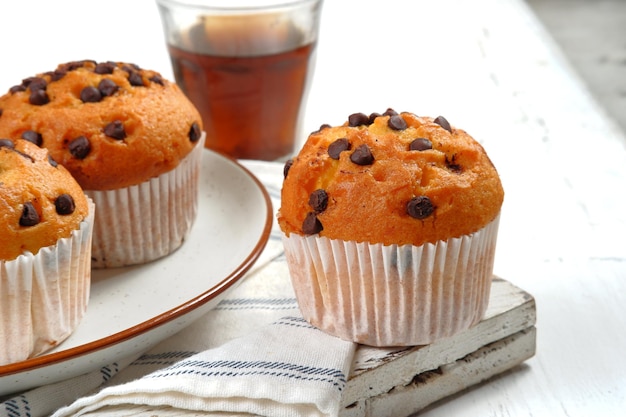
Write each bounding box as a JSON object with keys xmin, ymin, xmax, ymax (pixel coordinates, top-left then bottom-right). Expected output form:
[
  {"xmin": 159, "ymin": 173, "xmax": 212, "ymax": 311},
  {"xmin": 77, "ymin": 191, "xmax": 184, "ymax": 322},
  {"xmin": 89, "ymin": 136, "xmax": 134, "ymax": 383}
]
[
  {"xmin": 21, "ymin": 77, "xmax": 35, "ymax": 88},
  {"xmin": 29, "ymin": 89, "xmax": 49, "ymax": 105},
  {"xmin": 0, "ymin": 109, "xmax": 3, "ymax": 118},
  {"xmin": 406, "ymin": 196, "xmax": 435, "ymax": 219},
  {"xmin": 104, "ymin": 121, "xmax": 126, "ymax": 140},
  {"xmin": 350, "ymin": 144, "xmax": 374, "ymax": 165},
  {"xmin": 446, "ymin": 154, "xmax": 462, "ymax": 173},
  {"xmin": 64, "ymin": 62, "xmax": 84, "ymax": 71},
  {"xmin": 50, "ymin": 69, "xmax": 67, "ymax": 81},
  {"xmin": 61, "ymin": 60, "xmax": 91, "ymax": 72},
  {"xmin": 80, "ymin": 86, "xmax": 103, "ymax": 103},
  {"xmin": 388, "ymin": 114, "xmax": 407, "ymax": 130},
  {"xmin": 55, "ymin": 194, "xmax": 76, "ymax": 215},
  {"xmin": 127, "ymin": 71, "xmax": 144, "ymax": 87},
  {"xmin": 328, "ymin": 138, "xmax": 350, "ymax": 160},
  {"xmin": 434, "ymin": 116, "xmax": 452, "ymax": 132},
  {"xmin": 309, "ymin": 189, "xmax": 328, "ymax": 213},
  {"xmin": 302, "ymin": 212, "xmax": 323, "ymax": 235},
  {"xmin": 368, "ymin": 112, "xmax": 382, "ymax": 124},
  {"xmin": 312, "ymin": 124, "xmax": 331, "ymax": 135},
  {"xmin": 94, "ymin": 62, "xmax": 116, "ymax": 74},
  {"xmin": 122, "ymin": 63, "xmax": 141, "ymax": 72},
  {"xmin": 21, "ymin": 130, "xmax": 43, "ymax": 147},
  {"xmin": 0, "ymin": 139, "xmax": 14, "ymax": 149},
  {"xmin": 382, "ymin": 108, "xmax": 398, "ymax": 117},
  {"xmin": 69, "ymin": 136, "xmax": 91, "ymax": 159},
  {"xmin": 149, "ymin": 75, "xmax": 165, "ymax": 86},
  {"xmin": 19, "ymin": 202, "xmax": 40, "ymax": 226},
  {"xmin": 188, "ymin": 122, "xmax": 201, "ymax": 142},
  {"xmin": 28, "ymin": 77, "xmax": 47, "ymax": 91},
  {"xmin": 48, "ymin": 154, "xmax": 58, "ymax": 167},
  {"xmin": 10, "ymin": 85, "xmax": 26, "ymax": 94},
  {"xmin": 98, "ymin": 79, "xmax": 119, "ymax": 97},
  {"xmin": 348, "ymin": 112, "xmax": 370, "ymax": 127},
  {"xmin": 409, "ymin": 138, "xmax": 432, "ymax": 151},
  {"xmin": 283, "ymin": 159, "xmax": 293, "ymax": 178}
]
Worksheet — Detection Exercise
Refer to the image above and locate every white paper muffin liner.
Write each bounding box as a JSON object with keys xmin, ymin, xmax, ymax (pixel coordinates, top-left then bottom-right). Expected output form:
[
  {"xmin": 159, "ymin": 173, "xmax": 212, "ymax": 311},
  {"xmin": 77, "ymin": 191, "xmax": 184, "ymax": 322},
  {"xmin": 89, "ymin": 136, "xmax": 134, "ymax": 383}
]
[
  {"xmin": 0, "ymin": 198, "xmax": 95, "ymax": 365},
  {"xmin": 282, "ymin": 215, "xmax": 500, "ymax": 347},
  {"xmin": 88, "ymin": 134, "xmax": 205, "ymax": 268}
]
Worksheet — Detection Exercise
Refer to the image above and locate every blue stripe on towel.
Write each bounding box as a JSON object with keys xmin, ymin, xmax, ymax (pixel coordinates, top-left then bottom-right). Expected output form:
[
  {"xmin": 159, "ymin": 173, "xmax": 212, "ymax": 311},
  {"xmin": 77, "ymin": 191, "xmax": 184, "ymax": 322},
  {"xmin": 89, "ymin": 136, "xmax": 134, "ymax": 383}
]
[
  {"xmin": 147, "ymin": 359, "xmax": 347, "ymax": 392},
  {"xmin": 3, "ymin": 395, "xmax": 30, "ymax": 417},
  {"xmin": 273, "ymin": 316, "xmax": 316, "ymax": 330},
  {"xmin": 131, "ymin": 351, "xmax": 197, "ymax": 367},
  {"xmin": 215, "ymin": 298, "xmax": 298, "ymax": 311},
  {"xmin": 100, "ymin": 362, "xmax": 119, "ymax": 382}
]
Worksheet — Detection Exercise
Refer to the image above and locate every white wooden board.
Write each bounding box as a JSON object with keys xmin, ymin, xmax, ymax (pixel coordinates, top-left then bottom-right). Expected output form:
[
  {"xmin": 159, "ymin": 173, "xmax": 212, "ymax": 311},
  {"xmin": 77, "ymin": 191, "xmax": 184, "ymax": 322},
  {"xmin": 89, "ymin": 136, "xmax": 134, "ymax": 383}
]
[{"xmin": 341, "ymin": 277, "xmax": 537, "ymax": 416}]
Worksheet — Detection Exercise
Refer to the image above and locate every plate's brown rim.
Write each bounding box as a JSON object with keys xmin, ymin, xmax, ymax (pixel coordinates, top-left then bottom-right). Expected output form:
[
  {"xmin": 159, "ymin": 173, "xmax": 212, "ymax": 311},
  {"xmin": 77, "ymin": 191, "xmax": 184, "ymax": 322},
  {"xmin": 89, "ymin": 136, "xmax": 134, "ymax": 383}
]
[{"xmin": 0, "ymin": 149, "xmax": 274, "ymax": 377}]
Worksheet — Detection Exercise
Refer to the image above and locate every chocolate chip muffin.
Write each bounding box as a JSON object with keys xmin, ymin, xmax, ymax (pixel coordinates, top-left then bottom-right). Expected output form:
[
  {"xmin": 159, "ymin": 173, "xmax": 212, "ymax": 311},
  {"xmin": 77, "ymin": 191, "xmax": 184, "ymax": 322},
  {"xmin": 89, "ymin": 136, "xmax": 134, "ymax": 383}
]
[
  {"xmin": 278, "ymin": 109, "xmax": 504, "ymax": 346},
  {"xmin": 0, "ymin": 60, "xmax": 203, "ymax": 190},
  {"xmin": 0, "ymin": 60, "xmax": 205, "ymax": 267},
  {"xmin": 0, "ymin": 139, "xmax": 94, "ymax": 365}
]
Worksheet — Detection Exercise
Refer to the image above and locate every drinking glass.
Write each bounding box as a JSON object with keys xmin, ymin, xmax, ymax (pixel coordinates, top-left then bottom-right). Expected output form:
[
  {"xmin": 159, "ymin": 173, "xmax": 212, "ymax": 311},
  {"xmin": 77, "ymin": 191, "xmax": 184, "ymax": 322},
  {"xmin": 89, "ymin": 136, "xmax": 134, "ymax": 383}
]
[{"xmin": 156, "ymin": 0, "xmax": 323, "ymax": 160}]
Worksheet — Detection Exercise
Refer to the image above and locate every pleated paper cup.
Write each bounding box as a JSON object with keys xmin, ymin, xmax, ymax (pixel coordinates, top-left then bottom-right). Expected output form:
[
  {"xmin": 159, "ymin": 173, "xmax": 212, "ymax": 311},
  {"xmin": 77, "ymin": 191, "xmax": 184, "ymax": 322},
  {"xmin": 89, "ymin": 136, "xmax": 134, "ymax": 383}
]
[
  {"xmin": 282, "ymin": 215, "xmax": 500, "ymax": 347},
  {"xmin": 88, "ymin": 134, "xmax": 205, "ymax": 268},
  {"xmin": 0, "ymin": 198, "xmax": 95, "ymax": 365}
]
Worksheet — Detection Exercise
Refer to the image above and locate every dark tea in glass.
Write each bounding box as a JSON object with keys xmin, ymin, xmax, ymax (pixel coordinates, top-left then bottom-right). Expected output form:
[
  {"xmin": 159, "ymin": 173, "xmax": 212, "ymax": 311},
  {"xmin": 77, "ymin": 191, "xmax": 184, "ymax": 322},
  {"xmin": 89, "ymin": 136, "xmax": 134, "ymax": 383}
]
[{"xmin": 157, "ymin": 1, "xmax": 323, "ymax": 160}]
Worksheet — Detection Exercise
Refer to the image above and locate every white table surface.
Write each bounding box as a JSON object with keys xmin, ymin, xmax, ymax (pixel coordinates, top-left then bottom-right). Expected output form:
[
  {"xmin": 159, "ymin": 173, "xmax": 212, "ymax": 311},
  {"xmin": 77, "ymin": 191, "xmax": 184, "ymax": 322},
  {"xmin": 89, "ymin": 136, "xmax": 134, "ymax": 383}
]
[{"xmin": 1, "ymin": 0, "xmax": 625, "ymax": 415}]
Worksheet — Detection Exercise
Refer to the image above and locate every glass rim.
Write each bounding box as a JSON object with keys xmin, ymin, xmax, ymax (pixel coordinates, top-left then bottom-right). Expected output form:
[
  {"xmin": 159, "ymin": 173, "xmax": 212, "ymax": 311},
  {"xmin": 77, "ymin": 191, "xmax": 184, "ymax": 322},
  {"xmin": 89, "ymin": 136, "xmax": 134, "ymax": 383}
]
[{"xmin": 155, "ymin": 0, "xmax": 322, "ymax": 13}]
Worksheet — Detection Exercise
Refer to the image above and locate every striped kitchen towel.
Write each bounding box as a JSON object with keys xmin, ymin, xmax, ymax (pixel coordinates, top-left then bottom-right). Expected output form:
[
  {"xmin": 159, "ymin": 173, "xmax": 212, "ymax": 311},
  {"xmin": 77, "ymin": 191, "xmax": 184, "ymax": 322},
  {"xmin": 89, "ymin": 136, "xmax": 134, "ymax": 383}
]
[
  {"xmin": 0, "ymin": 161, "xmax": 356, "ymax": 417},
  {"xmin": 49, "ymin": 256, "xmax": 356, "ymax": 417}
]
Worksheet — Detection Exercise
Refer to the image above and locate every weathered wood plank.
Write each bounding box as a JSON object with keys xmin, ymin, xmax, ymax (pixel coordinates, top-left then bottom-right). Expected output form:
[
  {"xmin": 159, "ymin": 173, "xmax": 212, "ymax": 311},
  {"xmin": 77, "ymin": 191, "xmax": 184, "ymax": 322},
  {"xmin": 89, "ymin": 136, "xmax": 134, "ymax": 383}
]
[
  {"xmin": 341, "ymin": 328, "xmax": 536, "ymax": 417},
  {"xmin": 341, "ymin": 277, "xmax": 536, "ymax": 410}
]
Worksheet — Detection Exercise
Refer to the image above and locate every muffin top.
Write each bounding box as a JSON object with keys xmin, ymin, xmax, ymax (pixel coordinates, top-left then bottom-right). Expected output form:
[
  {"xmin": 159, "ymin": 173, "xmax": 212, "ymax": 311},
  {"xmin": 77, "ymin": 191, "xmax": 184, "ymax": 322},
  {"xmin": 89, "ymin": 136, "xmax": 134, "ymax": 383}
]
[
  {"xmin": 0, "ymin": 60, "xmax": 203, "ymax": 190},
  {"xmin": 278, "ymin": 109, "xmax": 504, "ymax": 246},
  {"xmin": 0, "ymin": 139, "xmax": 89, "ymax": 260}
]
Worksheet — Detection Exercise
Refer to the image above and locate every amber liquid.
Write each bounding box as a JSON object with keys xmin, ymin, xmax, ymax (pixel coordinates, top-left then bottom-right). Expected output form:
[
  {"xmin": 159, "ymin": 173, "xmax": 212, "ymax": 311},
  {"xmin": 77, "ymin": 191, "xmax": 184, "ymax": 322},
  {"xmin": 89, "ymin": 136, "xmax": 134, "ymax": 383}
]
[{"xmin": 168, "ymin": 42, "xmax": 315, "ymax": 160}]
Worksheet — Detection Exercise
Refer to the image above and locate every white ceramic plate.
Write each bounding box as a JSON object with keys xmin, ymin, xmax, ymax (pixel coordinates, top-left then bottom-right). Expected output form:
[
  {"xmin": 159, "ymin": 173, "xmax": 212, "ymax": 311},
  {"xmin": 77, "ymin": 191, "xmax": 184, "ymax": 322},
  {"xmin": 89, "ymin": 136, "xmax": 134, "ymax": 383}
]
[{"xmin": 0, "ymin": 149, "xmax": 273, "ymax": 396}]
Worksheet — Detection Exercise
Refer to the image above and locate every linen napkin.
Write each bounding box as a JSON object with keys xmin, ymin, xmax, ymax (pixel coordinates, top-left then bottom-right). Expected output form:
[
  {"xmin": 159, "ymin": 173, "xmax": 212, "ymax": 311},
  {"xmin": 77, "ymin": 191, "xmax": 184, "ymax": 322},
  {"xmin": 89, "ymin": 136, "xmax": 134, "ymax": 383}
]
[{"xmin": 0, "ymin": 161, "xmax": 356, "ymax": 417}]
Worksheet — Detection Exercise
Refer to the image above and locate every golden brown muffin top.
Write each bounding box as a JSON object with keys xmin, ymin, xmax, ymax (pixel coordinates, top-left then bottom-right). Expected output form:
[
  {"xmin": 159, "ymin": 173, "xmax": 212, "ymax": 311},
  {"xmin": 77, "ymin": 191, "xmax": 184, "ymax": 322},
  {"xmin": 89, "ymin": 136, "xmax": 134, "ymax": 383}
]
[
  {"xmin": 0, "ymin": 139, "xmax": 89, "ymax": 260},
  {"xmin": 0, "ymin": 60, "xmax": 203, "ymax": 190},
  {"xmin": 278, "ymin": 110, "xmax": 504, "ymax": 246}
]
